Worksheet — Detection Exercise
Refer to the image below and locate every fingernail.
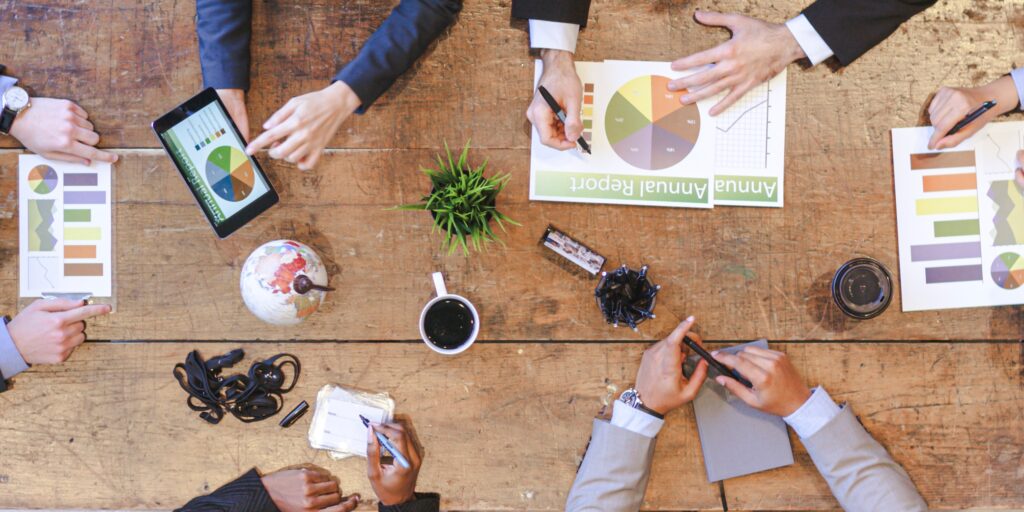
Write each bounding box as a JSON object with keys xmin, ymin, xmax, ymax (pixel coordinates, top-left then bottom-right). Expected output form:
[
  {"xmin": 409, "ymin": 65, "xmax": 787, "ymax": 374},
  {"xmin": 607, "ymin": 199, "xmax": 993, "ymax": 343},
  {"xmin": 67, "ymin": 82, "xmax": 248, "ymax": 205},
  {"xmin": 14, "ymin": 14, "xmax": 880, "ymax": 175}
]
[
  {"xmin": 667, "ymin": 83, "xmax": 678, "ymax": 91},
  {"xmin": 681, "ymin": 95, "xmax": 692, "ymax": 103},
  {"xmin": 715, "ymin": 376, "xmax": 726, "ymax": 385},
  {"xmin": 711, "ymin": 350, "xmax": 719, "ymax": 356},
  {"xmin": 367, "ymin": 428, "xmax": 374, "ymax": 442},
  {"xmin": 686, "ymin": 315, "xmax": 695, "ymax": 322}
]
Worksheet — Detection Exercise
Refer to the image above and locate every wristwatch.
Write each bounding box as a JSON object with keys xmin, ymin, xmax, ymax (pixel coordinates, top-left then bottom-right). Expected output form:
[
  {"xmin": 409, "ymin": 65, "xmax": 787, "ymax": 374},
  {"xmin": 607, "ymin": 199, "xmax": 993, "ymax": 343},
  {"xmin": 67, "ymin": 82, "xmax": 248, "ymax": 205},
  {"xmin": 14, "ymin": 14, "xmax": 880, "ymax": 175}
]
[
  {"xmin": 0, "ymin": 86, "xmax": 30, "ymax": 135},
  {"xmin": 619, "ymin": 388, "xmax": 664, "ymax": 419}
]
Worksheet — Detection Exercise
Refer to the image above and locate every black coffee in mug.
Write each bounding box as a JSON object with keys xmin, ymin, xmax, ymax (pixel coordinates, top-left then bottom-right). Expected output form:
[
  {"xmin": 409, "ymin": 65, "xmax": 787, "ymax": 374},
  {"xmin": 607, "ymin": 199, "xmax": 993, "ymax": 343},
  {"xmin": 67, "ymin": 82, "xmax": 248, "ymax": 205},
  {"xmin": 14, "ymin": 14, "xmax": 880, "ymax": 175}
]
[{"xmin": 423, "ymin": 298, "xmax": 476, "ymax": 349}]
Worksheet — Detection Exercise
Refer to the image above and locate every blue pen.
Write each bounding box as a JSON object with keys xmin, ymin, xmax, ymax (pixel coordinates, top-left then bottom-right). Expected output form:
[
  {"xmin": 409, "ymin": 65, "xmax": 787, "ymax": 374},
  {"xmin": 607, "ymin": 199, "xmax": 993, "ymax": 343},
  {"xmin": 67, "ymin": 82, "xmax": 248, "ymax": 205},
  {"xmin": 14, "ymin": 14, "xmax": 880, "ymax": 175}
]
[{"xmin": 360, "ymin": 415, "xmax": 411, "ymax": 469}]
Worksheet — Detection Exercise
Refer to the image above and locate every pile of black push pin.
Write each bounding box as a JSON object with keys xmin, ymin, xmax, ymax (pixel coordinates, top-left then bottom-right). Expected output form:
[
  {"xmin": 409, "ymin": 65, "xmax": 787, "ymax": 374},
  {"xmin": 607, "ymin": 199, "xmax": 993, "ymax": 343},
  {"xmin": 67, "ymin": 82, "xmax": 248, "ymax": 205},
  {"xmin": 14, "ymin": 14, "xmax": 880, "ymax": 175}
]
[{"xmin": 595, "ymin": 264, "xmax": 659, "ymax": 330}]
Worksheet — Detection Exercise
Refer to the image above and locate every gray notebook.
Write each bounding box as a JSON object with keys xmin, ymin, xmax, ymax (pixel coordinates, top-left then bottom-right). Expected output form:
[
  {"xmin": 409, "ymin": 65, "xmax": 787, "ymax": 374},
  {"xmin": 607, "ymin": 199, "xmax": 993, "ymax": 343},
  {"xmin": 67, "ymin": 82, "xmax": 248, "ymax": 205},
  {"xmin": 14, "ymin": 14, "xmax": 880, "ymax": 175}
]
[{"xmin": 685, "ymin": 339, "xmax": 794, "ymax": 482}]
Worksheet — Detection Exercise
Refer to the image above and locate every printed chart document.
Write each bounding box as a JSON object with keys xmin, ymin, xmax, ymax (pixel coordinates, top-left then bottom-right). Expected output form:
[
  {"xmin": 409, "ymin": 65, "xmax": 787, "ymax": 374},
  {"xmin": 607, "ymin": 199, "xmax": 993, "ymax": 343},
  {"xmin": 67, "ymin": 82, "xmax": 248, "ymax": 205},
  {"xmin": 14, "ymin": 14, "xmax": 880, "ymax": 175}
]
[
  {"xmin": 892, "ymin": 121, "xmax": 1024, "ymax": 311},
  {"xmin": 529, "ymin": 60, "xmax": 786, "ymax": 208},
  {"xmin": 19, "ymin": 155, "xmax": 113, "ymax": 297}
]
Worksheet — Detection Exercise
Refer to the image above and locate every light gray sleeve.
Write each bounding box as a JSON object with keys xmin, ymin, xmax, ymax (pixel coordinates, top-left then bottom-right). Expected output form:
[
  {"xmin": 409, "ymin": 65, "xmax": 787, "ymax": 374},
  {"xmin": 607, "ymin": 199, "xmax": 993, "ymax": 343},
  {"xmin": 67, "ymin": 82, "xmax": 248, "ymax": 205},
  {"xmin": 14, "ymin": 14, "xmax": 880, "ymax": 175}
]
[
  {"xmin": 801, "ymin": 406, "xmax": 927, "ymax": 512},
  {"xmin": 566, "ymin": 419, "xmax": 656, "ymax": 512}
]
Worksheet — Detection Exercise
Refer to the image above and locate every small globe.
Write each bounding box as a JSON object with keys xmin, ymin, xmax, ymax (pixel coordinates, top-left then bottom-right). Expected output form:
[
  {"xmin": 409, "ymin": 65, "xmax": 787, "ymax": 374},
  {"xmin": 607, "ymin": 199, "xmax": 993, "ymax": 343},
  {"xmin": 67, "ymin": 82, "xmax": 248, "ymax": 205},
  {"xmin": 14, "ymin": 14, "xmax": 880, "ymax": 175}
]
[{"xmin": 240, "ymin": 240, "xmax": 330, "ymax": 325}]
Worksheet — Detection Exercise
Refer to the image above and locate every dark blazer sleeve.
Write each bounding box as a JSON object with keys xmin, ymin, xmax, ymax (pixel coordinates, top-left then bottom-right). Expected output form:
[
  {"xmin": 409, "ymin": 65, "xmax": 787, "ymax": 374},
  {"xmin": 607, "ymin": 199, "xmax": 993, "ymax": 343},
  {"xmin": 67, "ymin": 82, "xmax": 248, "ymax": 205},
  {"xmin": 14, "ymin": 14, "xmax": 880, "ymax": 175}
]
[
  {"xmin": 511, "ymin": 0, "xmax": 591, "ymax": 27},
  {"xmin": 196, "ymin": 0, "xmax": 253, "ymax": 90},
  {"xmin": 334, "ymin": 0, "xmax": 461, "ymax": 114},
  {"xmin": 378, "ymin": 492, "xmax": 441, "ymax": 512},
  {"xmin": 175, "ymin": 468, "xmax": 279, "ymax": 512},
  {"xmin": 801, "ymin": 0, "xmax": 936, "ymax": 66}
]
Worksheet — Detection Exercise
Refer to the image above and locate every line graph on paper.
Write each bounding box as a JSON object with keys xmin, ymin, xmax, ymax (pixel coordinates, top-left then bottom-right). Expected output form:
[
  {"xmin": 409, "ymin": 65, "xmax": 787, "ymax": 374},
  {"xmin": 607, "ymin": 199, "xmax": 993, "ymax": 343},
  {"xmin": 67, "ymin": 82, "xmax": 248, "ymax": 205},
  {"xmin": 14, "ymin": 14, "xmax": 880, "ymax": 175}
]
[{"xmin": 713, "ymin": 81, "xmax": 773, "ymax": 170}]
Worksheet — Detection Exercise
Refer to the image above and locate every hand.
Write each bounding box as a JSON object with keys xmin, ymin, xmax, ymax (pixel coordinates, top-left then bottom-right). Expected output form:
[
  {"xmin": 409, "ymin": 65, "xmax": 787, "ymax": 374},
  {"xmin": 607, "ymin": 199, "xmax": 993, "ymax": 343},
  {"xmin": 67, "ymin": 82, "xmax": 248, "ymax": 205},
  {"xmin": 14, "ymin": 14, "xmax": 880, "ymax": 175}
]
[
  {"xmin": 246, "ymin": 81, "xmax": 362, "ymax": 171},
  {"xmin": 367, "ymin": 421, "xmax": 422, "ymax": 506},
  {"xmin": 526, "ymin": 49, "xmax": 583, "ymax": 151},
  {"xmin": 217, "ymin": 88, "xmax": 250, "ymax": 142},
  {"xmin": 712, "ymin": 346, "xmax": 811, "ymax": 417},
  {"xmin": 6, "ymin": 299, "xmax": 111, "ymax": 365},
  {"xmin": 261, "ymin": 466, "xmax": 359, "ymax": 512},
  {"xmin": 8, "ymin": 98, "xmax": 118, "ymax": 165},
  {"xmin": 634, "ymin": 316, "xmax": 709, "ymax": 415},
  {"xmin": 1015, "ymin": 150, "xmax": 1024, "ymax": 189},
  {"xmin": 669, "ymin": 11, "xmax": 805, "ymax": 115},
  {"xmin": 927, "ymin": 75, "xmax": 1018, "ymax": 150}
]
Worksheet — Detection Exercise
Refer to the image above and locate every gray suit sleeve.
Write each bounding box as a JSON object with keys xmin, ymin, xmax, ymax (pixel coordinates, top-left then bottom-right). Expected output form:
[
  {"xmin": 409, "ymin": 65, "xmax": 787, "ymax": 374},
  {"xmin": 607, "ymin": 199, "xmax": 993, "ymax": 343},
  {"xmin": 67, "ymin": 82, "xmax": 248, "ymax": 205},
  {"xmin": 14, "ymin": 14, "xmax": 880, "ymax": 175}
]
[
  {"xmin": 566, "ymin": 419, "xmax": 656, "ymax": 512},
  {"xmin": 801, "ymin": 406, "xmax": 927, "ymax": 512}
]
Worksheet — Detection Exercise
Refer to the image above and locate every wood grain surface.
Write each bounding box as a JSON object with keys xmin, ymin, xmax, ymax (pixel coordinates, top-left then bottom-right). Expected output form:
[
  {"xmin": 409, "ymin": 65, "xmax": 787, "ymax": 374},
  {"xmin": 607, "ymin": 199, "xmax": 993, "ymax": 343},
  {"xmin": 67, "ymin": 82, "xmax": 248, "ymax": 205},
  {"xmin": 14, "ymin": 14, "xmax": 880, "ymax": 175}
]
[
  {"xmin": 0, "ymin": 342, "xmax": 1020, "ymax": 510},
  {"xmin": 0, "ymin": 0, "xmax": 1022, "ymax": 510}
]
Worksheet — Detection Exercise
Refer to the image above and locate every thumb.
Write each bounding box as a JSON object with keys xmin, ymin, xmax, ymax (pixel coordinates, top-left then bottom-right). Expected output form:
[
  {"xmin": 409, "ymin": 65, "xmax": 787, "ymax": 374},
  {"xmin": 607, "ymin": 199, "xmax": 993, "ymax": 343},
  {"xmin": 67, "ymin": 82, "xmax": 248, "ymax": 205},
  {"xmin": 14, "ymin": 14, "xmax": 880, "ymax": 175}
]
[
  {"xmin": 563, "ymin": 94, "xmax": 584, "ymax": 141},
  {"xmin": 35, "ymin": 298, "xmax": 85, "ymax": 312},
  {"xmin": 715, "ymin": 375, "xmax": 760, "ymax": 407},
  {"xmin": 694, "ymin": 10, "xmax": 738, "ymax": 28},
  {"xmin": 665, "ymin": 316, "xmax": 696, "ymax": 348}
]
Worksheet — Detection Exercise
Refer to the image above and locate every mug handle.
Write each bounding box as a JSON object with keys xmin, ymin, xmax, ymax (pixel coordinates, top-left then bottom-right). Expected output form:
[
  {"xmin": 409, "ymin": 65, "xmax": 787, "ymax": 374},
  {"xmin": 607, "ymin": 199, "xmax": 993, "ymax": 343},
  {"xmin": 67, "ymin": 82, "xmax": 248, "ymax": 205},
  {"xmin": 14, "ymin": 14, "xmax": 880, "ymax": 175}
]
[{"xmin": 432, "ymin": 272, "xmax": 448, "ymax": 297}]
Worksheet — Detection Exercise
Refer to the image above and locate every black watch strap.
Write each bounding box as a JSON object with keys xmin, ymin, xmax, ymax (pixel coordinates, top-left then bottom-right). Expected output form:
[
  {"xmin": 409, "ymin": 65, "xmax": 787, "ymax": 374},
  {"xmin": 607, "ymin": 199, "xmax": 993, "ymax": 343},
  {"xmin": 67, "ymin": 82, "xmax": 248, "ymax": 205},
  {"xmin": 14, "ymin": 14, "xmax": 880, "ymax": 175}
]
[
  {"xmin": 0, "ymin": 315, "xmax": 10, "ymax": 391},
  {"xmin": 0, "ymin": 107, "xmax": 17, "ymax": 135}
]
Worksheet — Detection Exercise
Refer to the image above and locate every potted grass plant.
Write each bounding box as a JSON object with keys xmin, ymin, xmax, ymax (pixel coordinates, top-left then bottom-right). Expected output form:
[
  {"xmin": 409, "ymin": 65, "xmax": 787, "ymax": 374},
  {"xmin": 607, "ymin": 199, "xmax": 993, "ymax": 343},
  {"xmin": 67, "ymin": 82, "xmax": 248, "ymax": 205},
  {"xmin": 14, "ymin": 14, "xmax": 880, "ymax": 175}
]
[{"xmin": 395, "ymin": 142, "xmax": 518, "ymax": 256}]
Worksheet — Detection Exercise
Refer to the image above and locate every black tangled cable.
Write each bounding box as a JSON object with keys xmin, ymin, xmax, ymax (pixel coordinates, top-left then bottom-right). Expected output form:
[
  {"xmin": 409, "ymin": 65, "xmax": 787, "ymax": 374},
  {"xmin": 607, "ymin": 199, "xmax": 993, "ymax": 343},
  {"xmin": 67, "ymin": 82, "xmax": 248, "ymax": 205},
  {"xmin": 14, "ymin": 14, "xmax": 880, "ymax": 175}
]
[{"xmin": 173, "ymin": 349, "xmax": 300, "ymax": 424}]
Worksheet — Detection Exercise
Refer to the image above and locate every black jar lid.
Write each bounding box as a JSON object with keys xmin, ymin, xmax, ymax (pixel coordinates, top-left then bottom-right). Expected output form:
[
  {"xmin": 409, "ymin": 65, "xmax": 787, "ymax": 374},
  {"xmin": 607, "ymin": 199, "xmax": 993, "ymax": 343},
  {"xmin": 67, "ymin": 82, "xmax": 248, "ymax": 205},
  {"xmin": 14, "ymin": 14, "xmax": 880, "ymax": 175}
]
[{"xmin": 831, "ymin": 257, "xmax": 893, "ymax": 319}]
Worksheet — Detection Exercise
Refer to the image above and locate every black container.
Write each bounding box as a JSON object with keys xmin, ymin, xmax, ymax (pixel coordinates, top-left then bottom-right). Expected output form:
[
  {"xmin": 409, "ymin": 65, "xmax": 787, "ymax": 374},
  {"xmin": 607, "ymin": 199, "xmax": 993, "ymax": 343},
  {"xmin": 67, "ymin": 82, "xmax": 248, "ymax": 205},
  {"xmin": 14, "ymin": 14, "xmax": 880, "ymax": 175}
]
[{"xmin": 831, "ymin": 258, "xmax": 893, "ymax": 319}]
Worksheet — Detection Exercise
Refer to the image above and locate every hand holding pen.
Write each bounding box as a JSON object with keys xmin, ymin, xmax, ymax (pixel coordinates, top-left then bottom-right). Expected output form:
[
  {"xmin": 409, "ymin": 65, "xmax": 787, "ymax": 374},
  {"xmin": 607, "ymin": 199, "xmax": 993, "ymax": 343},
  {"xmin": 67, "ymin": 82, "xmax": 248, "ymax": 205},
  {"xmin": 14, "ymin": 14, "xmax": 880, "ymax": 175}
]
[
  {"xmin": 365, "ymin": 419, "xmax": 422, "ymax": 506},
  {"xmin": 711, "ymin": 347, "xmax": 813, "ymax": 418},
  {"xmin": 927, "ymin": 76, "xmax": 1018, "ymax": 150},
  {"xmin": 527, "ymin": 49, "xmax": 587, "ymax": 152}
]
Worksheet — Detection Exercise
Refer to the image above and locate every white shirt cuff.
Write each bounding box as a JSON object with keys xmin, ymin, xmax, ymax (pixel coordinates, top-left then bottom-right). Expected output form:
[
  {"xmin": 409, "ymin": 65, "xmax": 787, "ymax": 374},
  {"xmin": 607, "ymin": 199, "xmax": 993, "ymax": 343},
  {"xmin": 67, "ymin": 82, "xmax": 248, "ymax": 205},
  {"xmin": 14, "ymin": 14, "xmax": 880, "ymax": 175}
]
[
  {"xmin": 528, "ymin": 19, "xmax": 580, "ymax": 53},
  {"xmin": 783, "ymin": 386, "xmax": 842, "ymax": 439},
  {"xmin": 1010, "ymin": 68, "xmax": 1024, "ymax": 111},
  {"xmin": 610, "ymin": 401, "xmax": 664, "ymax": 438},
  {"xmin": 785, "ymin": 14, "xmax": 834, "ymax": 66}
]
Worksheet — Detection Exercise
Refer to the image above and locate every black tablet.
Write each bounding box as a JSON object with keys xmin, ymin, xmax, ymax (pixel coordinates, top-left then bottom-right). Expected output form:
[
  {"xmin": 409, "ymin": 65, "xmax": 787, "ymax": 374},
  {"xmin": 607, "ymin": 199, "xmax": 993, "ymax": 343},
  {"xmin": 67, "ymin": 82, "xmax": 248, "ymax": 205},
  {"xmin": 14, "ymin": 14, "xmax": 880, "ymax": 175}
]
[{"xmin": 152, "ymin": 88, "xmax": 278, "ymax": 238}]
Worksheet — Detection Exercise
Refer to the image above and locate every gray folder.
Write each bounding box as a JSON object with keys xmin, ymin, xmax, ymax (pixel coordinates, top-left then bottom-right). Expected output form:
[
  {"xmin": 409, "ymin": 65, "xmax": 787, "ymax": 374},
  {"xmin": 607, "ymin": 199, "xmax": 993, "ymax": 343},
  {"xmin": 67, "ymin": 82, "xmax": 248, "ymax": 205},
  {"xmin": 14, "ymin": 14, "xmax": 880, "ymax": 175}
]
[{"xmin": 685, "ymin": 339, "xmax": 794, "ymax": 482}]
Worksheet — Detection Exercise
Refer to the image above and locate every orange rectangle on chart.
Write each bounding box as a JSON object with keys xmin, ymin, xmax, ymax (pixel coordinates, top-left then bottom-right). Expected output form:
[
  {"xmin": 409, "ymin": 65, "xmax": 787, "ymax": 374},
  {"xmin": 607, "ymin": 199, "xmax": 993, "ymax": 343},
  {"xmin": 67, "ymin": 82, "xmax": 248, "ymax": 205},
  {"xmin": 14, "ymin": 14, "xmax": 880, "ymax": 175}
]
[
  {"xmin": 910, "ymin": 151, "xmax": 975, "ymax": 170},
  {"xmin": 64, "ymin": 245, "xmax": 97, "ymax": 259},
  {"xmin": 64, "ymin": 263, "xmax": 103, "ymax": 276},
  {"xmin": 583, "ymin": 95, "xmax": 593, "ymax": 105},
  {"xmin": 922, "ymin": 173, "xmax": 977, "ymax": 192}
]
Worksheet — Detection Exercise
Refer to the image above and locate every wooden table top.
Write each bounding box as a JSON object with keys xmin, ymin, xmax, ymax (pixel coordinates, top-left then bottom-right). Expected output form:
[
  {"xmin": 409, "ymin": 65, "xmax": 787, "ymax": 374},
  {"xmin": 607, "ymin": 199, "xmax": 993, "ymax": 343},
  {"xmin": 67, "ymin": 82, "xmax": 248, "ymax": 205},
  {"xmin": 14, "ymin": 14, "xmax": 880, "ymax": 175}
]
[{"xmin": 0, "ymin": 1, "xmax": 1021, "ymax": 510}]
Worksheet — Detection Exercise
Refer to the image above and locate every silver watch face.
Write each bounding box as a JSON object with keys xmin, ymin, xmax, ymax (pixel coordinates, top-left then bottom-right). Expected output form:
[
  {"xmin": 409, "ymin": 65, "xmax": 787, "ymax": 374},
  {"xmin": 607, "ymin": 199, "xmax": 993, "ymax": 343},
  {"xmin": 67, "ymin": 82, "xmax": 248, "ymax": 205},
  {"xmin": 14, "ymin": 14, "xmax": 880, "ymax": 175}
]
[
  {"xmin": 3, "ymin": 87, "xmax": 29, "ymax": 111},
  {"xmin": 619, "ymin": 389, "xmax": 640, "ymax": 407}
]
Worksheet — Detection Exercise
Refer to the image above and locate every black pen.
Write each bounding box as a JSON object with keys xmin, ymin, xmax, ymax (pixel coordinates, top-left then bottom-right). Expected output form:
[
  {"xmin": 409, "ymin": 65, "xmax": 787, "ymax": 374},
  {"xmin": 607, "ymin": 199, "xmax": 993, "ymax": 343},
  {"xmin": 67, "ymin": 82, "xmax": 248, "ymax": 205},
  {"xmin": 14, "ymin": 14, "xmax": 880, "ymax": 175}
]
[
  {"xmin": 537, "ymin": 85, "xmax": 592, "ymax": 154},
  {"xmin": 683, "ymin": 335, "xmax": 754, "ymax": 388},
  {"xmin": 947, "ymin": 100, "xmax": 996, "ymax": 136}
]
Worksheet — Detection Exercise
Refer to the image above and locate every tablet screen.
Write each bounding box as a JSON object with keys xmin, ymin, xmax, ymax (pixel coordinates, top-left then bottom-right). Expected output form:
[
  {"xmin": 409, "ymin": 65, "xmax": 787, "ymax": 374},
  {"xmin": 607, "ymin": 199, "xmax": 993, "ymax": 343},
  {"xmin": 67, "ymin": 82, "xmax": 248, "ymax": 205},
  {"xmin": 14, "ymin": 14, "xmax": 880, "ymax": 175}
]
[{"xmin": 158, "ymin": 101, "xmax": 272, "ymax": 227}]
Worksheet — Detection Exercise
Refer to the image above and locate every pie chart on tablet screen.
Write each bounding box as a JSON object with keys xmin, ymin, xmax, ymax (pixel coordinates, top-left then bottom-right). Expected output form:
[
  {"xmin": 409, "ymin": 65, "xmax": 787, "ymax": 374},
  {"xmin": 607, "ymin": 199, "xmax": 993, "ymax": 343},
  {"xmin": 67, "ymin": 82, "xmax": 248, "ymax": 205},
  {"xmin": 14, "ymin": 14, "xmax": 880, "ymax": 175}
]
[
  {"xmin": 606, "ymin": 75, "xmax": 700, "ymax": 170},
  {"xmin": 205, "ymin": 146, "xmax": 255, "ymax": 202}
]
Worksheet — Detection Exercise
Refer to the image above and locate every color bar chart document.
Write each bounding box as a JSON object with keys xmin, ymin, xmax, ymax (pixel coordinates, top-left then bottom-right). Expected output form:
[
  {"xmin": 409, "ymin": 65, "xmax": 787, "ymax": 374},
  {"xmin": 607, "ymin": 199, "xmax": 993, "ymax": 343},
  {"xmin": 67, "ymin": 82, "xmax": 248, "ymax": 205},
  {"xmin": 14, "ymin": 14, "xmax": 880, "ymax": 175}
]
[
  {"xmin": 529, "ymin": 61, "xmax": 716, "ymax": 208},
  {"xmin": 892, "ymin": 121, "xmax": 1024, "ymax": 311},
  {"xmin": 19, "ymin": 155, "xmax": 112, "ymax": 297},
  {"xmin": 529, "ymin": 60, "xmax": 786, "ymax": 208}
]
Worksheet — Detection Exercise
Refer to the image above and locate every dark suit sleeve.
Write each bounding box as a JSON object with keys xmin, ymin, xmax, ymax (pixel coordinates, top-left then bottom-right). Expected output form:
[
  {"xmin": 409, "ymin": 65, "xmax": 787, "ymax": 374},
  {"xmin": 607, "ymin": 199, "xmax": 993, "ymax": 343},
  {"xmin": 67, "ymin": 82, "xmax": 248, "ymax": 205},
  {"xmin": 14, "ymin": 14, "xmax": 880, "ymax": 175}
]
[
  {"xmin": 801, "ymin": 0, "xmax": 936, "ymax": 66},
  {"xmin": 511, "ymin": 0, "xmax": 591, "ymax": 27},
  {"xmin": 334, "ymin": 0, "xmax": 461, "ymax": 114},
  {"xmin": 378, "ymin": 492, "xmax": 440, "ymax": 512},
  {"xmin": 175, "ymin": 468, "xmax": 279, "ymax": 512},
  {"xmin": 196, "ymin": 0, "xmax": 253, "ymax": 90}
]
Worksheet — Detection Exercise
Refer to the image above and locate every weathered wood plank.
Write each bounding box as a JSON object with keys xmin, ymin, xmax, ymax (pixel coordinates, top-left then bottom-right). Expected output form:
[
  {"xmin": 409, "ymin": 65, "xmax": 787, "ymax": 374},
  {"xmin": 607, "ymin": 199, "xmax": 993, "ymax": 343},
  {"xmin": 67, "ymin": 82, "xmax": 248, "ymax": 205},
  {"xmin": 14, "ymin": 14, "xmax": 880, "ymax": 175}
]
[
  {"xmin": 0, "ymin": 1, "xmax": 1019, "ymax": 150},
  {"xmin": 2, "ymin": 150, "xmax": 1022, "ymax": 341},
  {"xmin": 0, "ymin": 342, "xmax": 1019, "ymax": 510}
]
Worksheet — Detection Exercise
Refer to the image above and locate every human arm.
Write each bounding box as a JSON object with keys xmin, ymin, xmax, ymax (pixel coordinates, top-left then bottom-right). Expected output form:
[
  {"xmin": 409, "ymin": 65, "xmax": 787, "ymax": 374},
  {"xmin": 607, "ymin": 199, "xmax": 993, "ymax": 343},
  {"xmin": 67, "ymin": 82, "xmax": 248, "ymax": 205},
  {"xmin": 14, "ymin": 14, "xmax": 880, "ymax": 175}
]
[
  {"xmin": 0, "ymin": 299, "xmax": 111, "ymax": 387},
  {"xmin": 367, "ymin": 421, "xmax": 440, "ymax": 512},
  {"xmin": 927, "ymin": 73, "xmax": 1023, "ymax": 150},
  {"xmin": 566, "ymin": 318, "xmax": 708, "ymax": 511},
  {"xmin": 713, "ymin": 347, "xmax": 927, "ymax": 511},
  {"xmin": 176, "ymin": 466, "xmax": 359, "ymax": 512},
  {"xmin": 801, "ymin": 0, "xmax": 937, "ymax": 67},
  {"xmin": 196, "ymin": 0, "xmax": 252, "ymax": 91}
]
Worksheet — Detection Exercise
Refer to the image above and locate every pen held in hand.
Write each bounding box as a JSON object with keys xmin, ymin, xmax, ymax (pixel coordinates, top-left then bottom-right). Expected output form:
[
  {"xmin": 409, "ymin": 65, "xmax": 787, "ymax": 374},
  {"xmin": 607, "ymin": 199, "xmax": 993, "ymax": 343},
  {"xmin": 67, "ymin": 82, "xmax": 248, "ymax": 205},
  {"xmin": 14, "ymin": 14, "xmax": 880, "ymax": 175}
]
[
  {"xmin": 360, "ymin": 414, "xmax": 411, "ymax": 469},
  {"xmin": 946, "ymin": 100, "xmax": 996, "ymax": 137},
  {"xmin": 683, "ymin": 335, "xmax": 754, "ymax": 388},
  {"xmin": 537, "ymin": 85, "xmax": 592, "ymax": 154}
]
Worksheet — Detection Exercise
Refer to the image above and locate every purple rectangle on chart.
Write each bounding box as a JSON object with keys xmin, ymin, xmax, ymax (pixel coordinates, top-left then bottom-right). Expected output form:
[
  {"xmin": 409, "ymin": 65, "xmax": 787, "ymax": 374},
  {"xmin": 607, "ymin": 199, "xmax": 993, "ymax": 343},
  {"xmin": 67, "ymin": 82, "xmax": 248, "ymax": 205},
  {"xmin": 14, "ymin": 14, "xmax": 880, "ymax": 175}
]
[
  {"xmin": 910, "ymin": 242, "xmax": 981, "ymax": 262},
  {"xmin": 64, "ymin": 173, "xmax": 98, "ymax": 186},
  {"xmin": 925, "ymin": 264, "xmax": 983, "ymax": 284},
  {"xmin": 64, "ymin": 191, "xmax": 106, "ymax": 204}
]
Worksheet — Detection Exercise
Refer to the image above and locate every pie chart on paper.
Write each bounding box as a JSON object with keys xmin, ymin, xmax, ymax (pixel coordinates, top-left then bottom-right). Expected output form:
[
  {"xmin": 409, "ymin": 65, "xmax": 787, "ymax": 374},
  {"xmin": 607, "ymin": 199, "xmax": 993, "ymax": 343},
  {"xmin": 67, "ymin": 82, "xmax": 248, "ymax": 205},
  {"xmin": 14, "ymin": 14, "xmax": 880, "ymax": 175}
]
[
  {"xmin": 991, "ymin": 252, "xmax": 1024, "ymax": 290},
  {"xmin": 28, "ymin": 165, "xmax": 59, "ymax": 194},
  {"xmin": 205, "ymin": 146, "xmax": 255, "ymax": 202},
  {"xmin": 605, "ymin": 75, "xmax": 700, "ymax": 170}
]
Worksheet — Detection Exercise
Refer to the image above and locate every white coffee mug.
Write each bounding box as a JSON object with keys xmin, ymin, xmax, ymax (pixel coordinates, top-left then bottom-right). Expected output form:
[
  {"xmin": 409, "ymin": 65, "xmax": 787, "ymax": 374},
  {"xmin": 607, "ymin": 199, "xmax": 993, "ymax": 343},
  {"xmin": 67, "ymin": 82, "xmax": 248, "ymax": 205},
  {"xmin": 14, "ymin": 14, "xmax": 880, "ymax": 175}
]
[{"xmin": 419, "ymin": 272, "xmax": 479, "ymax": 355}]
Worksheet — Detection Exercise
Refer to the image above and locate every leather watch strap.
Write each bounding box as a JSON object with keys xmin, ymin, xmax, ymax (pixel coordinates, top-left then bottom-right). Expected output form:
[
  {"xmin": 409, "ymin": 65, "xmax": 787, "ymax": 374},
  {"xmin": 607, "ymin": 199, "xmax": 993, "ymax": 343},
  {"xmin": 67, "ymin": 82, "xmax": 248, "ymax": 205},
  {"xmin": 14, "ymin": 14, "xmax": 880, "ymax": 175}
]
[
  {"xmin": 0, "ymin": 315, "xmax": 10, "ymax": 392},
  {"xmin": 0, "ymin": 107, "xmax": 16, "ymax": 135}
]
